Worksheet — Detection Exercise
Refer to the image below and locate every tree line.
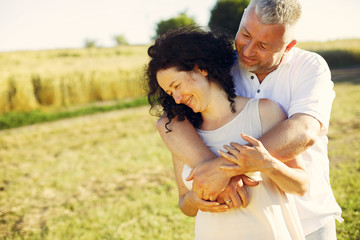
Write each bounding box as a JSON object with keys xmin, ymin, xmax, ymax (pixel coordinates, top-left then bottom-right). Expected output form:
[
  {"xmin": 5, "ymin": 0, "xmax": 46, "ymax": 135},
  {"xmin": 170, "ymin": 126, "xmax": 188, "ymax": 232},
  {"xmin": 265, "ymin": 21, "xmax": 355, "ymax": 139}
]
[
  {"xmin": 155, "ymin": 0, "xmax": 250, "ymax": 39},
  {"xmin": 84, "ymin": 0, "xmax": 250, "ymax": 48}
]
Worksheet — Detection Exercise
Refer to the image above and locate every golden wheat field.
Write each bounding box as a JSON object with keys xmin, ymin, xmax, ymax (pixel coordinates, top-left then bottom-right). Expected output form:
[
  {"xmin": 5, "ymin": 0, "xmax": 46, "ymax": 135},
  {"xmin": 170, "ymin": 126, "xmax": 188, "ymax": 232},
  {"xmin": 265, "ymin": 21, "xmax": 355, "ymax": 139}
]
[
  {"xmin": 1, "ymin": 39, "xmax": 360, "ymax": 115},
  {"xmin": 0, "ymin": 45, "xmax": 149, "ymax": 114}
]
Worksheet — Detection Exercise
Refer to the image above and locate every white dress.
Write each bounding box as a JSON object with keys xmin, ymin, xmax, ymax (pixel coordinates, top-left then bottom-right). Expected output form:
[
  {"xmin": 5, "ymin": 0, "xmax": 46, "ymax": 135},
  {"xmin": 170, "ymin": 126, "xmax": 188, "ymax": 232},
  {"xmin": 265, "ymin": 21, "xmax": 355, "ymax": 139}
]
[{"xmin": 182, "ymin": 98, "xmax": 305, "ymax": 240}]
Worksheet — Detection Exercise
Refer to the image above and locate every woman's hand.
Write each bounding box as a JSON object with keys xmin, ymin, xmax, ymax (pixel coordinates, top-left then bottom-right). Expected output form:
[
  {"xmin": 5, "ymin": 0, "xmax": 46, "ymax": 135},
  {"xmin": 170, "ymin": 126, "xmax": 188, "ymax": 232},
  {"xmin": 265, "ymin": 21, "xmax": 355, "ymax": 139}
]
[
  {"xmin": 189, "ymin": 190, "xmax": 230, "ymax": 213},
  {"xmin": 186, "ymin": 157, "xmax": 232, "ymax": 201},
  {"xmin": 217, "ymin": 175, "xmax": 259, "ymax": 209}
]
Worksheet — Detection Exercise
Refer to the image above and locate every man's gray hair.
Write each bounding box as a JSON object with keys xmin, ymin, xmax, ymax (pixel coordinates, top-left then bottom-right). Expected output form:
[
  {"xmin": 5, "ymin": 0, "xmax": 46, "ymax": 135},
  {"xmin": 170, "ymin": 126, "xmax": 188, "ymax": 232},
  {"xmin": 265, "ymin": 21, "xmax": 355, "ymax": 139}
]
[{"xmin": 249, "ymin": 0, "xmax": 302, "ymax": 27}]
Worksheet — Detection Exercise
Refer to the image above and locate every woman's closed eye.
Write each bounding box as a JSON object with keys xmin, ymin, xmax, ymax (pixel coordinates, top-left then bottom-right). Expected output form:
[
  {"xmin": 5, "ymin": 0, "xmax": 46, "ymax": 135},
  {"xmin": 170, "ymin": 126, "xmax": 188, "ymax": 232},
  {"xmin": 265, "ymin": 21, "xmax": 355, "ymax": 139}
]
[{"xmin": 165, "ymin": 82, "xmax": 181, "ymax": 96}]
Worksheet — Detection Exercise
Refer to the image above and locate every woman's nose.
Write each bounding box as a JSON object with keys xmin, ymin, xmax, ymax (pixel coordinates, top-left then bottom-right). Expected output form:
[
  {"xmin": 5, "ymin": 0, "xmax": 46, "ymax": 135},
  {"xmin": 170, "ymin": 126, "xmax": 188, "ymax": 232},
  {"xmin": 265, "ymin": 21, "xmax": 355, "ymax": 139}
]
[{"xmin": 173, "ymin": 91, "xmax": 182, "ymax": 104}]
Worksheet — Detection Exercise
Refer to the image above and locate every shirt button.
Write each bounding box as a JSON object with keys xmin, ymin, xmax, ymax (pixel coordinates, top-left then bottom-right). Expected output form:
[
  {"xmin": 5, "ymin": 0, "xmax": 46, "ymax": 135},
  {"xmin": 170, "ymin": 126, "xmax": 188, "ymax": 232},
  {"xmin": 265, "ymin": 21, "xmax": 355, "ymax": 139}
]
[
  {"xmin": 251, "ymin": 76, "xmax": 254, "ymax": 80},
  {"xmin": 257, "ymin": 89, "xmax": 260, "ymax": 93}
]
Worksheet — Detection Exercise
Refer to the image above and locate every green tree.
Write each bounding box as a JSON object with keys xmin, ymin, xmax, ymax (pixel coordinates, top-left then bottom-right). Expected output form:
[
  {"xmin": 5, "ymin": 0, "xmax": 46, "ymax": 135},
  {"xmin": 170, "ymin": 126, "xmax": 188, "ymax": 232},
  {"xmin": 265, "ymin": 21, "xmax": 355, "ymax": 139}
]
[
  {"xmin": 84, "ymin": 39, "xmax": 97, "ymax": 48},
  {"xmin": 154, "ymin": 12, "xmax": 197, "ymax": 39},
  {"xmin": 209, "ymin": 0, "xmax": 250, "ymax": 37},
  {"xmin": 114, "ymin": 34, "xmax": 129, "ymax": 46}
]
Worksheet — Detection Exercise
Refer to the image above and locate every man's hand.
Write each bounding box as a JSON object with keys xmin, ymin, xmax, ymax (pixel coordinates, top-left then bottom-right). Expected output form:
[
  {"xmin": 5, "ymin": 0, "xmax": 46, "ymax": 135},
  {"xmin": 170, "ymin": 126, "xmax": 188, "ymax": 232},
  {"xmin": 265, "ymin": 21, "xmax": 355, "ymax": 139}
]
[
  {"xmin": 186, "ymin": 157, "xmax": 231, "ymax": 201},
  {"xmin": 219, "ymin": 133, "xmax": 274, "ymax": 175},
  {"xmin": 217, "ymin": 175, "xmax": 259, "ymax": 208}
]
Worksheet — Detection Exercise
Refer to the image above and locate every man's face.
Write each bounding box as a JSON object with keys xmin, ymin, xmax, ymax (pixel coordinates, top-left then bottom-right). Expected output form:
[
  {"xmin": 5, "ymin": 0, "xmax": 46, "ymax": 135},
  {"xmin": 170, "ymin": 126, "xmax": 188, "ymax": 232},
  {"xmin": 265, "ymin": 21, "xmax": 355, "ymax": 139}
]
[{"xmin": 235, "ymin": 7, "xmax": 289, "ymax": 75}]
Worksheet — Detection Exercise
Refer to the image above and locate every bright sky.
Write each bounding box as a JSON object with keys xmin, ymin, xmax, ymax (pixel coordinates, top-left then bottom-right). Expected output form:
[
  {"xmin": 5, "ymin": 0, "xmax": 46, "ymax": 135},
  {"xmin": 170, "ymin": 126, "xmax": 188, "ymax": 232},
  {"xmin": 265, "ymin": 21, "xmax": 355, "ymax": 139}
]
[{"xmin": 0, "ymin": 0, "xmax": 359, "ymax": 52}]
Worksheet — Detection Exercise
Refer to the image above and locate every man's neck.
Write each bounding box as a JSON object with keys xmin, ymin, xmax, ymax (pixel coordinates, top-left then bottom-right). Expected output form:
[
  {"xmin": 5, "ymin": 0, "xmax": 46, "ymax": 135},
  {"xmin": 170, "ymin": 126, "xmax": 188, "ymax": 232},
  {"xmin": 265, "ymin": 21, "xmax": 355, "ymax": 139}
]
[
  {"xmin": 256, "ymin": 73, "xmax": 268, "ymax": 83},
  {"xmin": 254, "ymin": 53, "xmax": 287, "ymax": 83}
]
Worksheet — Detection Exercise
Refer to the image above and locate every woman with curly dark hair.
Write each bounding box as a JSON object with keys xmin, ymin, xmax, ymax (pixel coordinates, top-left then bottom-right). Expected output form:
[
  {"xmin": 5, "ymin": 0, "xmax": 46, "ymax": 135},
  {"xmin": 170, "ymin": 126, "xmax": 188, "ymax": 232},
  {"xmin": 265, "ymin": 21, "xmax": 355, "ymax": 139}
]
[
  {"xmin": 147, "ymin": 27, "xmax": 237, "ymax": 131},
  {"xmin": 145, "ymin": 27, "xmax": 306, "ymax": 239}
]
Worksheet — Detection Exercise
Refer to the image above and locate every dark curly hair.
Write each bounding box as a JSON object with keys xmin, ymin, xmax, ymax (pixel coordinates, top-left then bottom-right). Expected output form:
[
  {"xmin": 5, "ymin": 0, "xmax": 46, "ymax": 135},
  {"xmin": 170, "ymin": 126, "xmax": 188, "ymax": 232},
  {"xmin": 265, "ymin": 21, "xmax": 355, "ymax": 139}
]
[{"xmin": 146, "ymin": 26, "xmax": 237, "ymax": 131}]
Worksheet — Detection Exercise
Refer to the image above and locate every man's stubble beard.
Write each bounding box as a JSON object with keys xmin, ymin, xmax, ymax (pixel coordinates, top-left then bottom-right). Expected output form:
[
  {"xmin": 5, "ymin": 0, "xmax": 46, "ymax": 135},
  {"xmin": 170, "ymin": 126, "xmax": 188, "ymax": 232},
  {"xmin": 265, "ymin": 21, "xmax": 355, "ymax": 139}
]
[{"xmin": 238, "ymin": 60, "xmax": 259, "ymax": 73}]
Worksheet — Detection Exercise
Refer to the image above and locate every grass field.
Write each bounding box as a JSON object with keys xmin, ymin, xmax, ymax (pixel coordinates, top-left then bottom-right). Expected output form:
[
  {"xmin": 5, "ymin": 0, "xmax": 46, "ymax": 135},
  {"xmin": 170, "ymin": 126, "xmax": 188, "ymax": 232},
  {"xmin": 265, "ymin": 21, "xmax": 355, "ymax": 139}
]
[
  {"xmin": 327, "ymin": 67, "xmax": 360, "ymax": 239},
  {"xmin": 0, "ymin": 66, "xmax": 359, "ymax": 239}
]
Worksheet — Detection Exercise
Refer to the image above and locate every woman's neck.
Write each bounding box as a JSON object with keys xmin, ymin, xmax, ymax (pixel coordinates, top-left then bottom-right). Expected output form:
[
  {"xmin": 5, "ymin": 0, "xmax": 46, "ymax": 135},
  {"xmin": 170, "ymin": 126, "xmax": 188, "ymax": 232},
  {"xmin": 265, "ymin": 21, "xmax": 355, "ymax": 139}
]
[{"xmin": 200, "ymin": 90, "xmax": 239, "ymax": 131}]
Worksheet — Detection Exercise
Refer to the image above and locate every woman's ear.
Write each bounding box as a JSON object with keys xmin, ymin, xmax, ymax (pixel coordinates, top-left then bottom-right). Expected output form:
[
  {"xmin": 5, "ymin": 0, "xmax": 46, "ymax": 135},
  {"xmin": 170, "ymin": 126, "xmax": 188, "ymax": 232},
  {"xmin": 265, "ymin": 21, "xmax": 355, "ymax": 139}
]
[{"xmin": 194, "ymin": 65, "xmax": 208, "ymax": 77}]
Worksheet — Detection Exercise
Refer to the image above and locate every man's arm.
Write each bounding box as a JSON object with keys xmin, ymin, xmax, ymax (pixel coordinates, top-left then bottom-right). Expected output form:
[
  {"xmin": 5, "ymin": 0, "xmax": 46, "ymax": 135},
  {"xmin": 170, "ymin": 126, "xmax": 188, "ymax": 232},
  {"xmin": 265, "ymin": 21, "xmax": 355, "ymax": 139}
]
[
  {"xmin": 257, "ymin": 113, "xmax": 321, "ymax": 161},
  {"xmin": 220, "ymin": 133, "xmax": 309, "ymax": 196}
]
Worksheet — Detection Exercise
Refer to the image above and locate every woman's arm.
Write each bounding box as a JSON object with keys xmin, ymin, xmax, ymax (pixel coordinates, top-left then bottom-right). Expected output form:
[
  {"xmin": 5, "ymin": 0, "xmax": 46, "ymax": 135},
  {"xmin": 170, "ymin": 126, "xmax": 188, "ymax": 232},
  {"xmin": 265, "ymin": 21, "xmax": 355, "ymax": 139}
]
[
  {"xmin": 157, "ymin": 117, "xmax": 236, "ymax": 201},
  {"xmin": 156, "ymin": 117, "xmax": 216, "ymax": 167}
]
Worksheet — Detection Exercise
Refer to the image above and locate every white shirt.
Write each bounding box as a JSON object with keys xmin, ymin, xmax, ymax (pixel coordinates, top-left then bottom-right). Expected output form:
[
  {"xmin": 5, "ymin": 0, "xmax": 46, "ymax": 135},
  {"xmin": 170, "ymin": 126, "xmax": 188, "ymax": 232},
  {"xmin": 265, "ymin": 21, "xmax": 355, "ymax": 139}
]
[{"xmin": 231, "ymin": 47, "xmax": 343, "ymax": 235}]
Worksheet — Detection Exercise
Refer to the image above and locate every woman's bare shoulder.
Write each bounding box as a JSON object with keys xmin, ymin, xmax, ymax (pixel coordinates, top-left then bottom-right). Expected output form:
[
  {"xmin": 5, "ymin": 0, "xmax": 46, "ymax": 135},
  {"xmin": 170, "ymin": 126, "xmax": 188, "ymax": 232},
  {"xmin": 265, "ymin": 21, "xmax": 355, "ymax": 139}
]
[{"xmin": 258, "ymin": 98, "xmax": 287, "ymax": 133}]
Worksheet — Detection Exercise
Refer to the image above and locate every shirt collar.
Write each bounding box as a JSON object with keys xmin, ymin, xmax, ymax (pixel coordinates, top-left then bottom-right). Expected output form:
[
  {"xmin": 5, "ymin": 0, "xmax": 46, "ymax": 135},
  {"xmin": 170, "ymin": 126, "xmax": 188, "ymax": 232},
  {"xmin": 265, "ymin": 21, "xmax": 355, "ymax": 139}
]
[{"xmin": 279, "ymin": 47, "xmax": 296, "ymax": 66}]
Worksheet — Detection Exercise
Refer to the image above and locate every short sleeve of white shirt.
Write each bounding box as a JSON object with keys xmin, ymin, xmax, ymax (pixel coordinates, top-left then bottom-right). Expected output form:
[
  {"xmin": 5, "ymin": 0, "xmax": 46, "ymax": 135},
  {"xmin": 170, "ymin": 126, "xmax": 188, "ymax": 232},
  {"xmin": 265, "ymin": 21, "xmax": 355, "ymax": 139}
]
[
  {"xmin": 286, "ymin": 49, "xmax": 335, "ymax": 133},
  {"xmin": 232, "ymin": 48, "xmax": 335, "ymax": 134}
]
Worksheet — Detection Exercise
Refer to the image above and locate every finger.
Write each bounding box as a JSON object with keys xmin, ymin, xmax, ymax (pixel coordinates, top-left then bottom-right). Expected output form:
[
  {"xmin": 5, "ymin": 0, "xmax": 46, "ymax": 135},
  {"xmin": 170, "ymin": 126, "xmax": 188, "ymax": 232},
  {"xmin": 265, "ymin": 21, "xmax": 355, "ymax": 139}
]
[
  {"xmin": 202, "ymin": 191, "xmax": 210, "ymax": 201},
  {"xmin": 229, "ymin": 142, "xmax": 245, "ymax": 151},
  {"xmin": 236, "ymin": 181, "xmax": 250, "ymax": 207},
  {"xmin": 192, "ymin": 178, "xmax": 198, "ymax": 197},
  {"xmin": 219, "ymin": 165, "xmax": 243, "ymax": 172},
  {"xmin": 209, "ymin": 194, "xmax": 217, "ymax": 202},
  {"xmin": 198, "ymin": 199, "xmax": 220, "ymax": 207},
  {"xmin": 226, "ymin": 191, "xmax": 241, "ymax": 209},
  {"xmin": 242, "ymin": 175, "xmax": 260, "ymax": 187},
  {"xmin": 225, "ymin": 198, "xmax": 234, "ymax": 208},
  {"xmin": 194, "ymin": 187, "xmax": 202, "ymax": 199},
  {"xmin": 197, "ymin": 200, "xmax": 229, "ymax": 212},
  {"xmin": 223, "ymin": 145, "xmax": 240, "ymax": 156},
  {"xmin": 241, "ymin": 133, "xmax": 261, "ymax": 146},
  {"xmin": 200, "ymin": 205, "xmax": 230, "ymax": 212},
  {"xmin": 186, "ymin": 167, "xmax": 196, "ymax": 181},
  {"xmin": 218, "ymin": 150, "xmax": 238, "ymax": 163},
  {"xmin": 230, "ymin": 193, "xmax": 242, "ymax": 209}
]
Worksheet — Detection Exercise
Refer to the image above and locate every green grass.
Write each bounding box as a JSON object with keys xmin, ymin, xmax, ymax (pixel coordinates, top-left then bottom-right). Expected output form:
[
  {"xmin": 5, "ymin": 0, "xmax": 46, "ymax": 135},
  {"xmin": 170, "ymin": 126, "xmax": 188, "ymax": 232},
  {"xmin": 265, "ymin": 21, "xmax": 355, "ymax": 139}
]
[
  {"xmin": 0, "ymin": 97, "xmax": 148, "ymax": 130},
  {"xmin": 327, "ymin": 68, "xmax": 360, "ymax": 239},
  {"xmin": 0, "ymin": 106, "xmax": 194, "ymax": 239},
  {"xmin": 0, "ymin": 65, "xmax": 359, "ymax": 239},
  {"xmin": 298, "ymin": 39, "xmax": 360, "ymax": 68},
  {"xmin": 0, "ymin": 73, "xmax": 359, "ymax": 239}
]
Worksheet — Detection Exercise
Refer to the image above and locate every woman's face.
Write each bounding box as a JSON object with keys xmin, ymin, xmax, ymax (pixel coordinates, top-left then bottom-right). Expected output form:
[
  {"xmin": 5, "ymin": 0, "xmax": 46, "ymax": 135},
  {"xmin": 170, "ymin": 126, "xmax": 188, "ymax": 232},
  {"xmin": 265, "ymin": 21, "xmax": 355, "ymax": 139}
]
[{"xmin": 156, "ymin": 66, "xmax": 210, "ymax": 113}]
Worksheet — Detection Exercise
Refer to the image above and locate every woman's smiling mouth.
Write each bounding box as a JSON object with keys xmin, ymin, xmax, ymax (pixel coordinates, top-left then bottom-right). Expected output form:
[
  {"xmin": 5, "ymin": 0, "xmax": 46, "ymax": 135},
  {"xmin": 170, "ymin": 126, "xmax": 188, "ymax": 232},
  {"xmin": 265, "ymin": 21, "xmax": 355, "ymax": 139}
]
[{"xmin": 185, "ymin": 96, "xmax": 192, "ymax": 106}]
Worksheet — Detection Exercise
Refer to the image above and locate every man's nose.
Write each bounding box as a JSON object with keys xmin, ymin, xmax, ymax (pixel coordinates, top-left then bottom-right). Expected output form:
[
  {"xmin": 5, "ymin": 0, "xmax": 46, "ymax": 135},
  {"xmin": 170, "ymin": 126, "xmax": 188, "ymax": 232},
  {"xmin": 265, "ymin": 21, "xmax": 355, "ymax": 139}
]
[{"xmin": 243, "ymin": 40, "xmax": 256, "ymax": 57}]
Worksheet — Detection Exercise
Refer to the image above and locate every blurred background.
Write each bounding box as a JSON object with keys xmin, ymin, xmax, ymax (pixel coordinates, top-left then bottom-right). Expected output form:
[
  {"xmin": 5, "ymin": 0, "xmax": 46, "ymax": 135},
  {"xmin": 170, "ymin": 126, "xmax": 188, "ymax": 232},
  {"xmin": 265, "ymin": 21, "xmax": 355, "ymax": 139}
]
[
  {"xmin": 0, "ymin": 0, "xmax": 359, "ymax": 239},
  {"xmin": 1, "ymin": 0, "xmax": 360, "ymax": 51}
]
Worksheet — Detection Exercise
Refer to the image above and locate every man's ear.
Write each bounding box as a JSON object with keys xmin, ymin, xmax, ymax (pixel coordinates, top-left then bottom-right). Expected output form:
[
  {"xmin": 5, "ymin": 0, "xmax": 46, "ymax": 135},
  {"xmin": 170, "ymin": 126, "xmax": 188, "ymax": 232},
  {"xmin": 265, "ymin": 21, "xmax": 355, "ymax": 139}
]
[
  {"xmin": 194, "ymin": 64, "xmax": 208, "ymax": 77},
  {"xmin": 285, "ymin": 39, "xmax": 297, "ymax": 53}
]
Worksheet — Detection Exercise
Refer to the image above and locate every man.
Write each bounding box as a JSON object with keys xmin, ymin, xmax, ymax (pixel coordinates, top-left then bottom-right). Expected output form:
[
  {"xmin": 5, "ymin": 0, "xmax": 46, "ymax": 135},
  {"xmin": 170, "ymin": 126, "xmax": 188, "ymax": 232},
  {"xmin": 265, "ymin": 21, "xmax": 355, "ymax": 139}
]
[{"xmin": 156, "ymin": 0, "xmax": 343, "ymax": 239}]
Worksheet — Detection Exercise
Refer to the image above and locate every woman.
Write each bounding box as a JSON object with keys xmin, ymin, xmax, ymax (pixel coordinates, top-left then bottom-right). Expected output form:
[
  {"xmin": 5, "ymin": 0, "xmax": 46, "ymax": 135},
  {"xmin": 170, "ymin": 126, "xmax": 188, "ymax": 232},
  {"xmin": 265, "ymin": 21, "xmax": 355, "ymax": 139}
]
[{"xmin": 146, "ymin": 27, "xmax": 307, "ymax": 239}]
